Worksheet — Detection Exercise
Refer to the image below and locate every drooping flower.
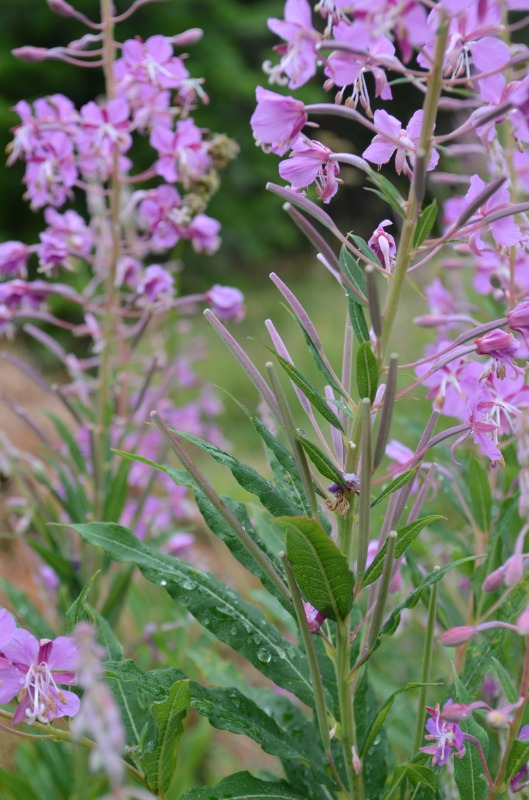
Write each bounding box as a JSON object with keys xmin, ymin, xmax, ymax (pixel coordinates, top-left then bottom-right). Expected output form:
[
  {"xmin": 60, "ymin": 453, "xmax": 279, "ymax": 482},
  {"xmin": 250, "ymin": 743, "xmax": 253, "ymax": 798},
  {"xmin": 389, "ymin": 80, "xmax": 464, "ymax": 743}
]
[
  {"xmin": 368, "ymin": 220, "xmax": 396, "ymax": 272},
  {"xmin": 475, "ymin": 329, "xmax": 522, "ymax": 379},
  {"xmin": 250, "ymin": 87, "xmax": 308, "ymax": 155},
  {"xmin": 0, "ymin": 630, "xmax": 80, "ymax": 724},
  {"xmin": 304, "ymin": 602, "xmax": 326, "ymax": 633},
  {"xmin": 0, "ymin": 242, "xmax": 30, "ymax": 278},
  {"xmin": 420, "ymin": 701, "xmax": 466, "ymax": 766},
  {"xmin": 363, "ymin": 109, "xmax": 439, "ymax": 178},
  {"xmin": 279, "ymin": 136, "xmax": 341, "ymax": 202},
  {"xmin": 464, "ymin": 384, "xmax": 503, "ymax": 465},
  {"xmin": 137, "ymin": 264, "xmax": 174, "ymax": 310}
]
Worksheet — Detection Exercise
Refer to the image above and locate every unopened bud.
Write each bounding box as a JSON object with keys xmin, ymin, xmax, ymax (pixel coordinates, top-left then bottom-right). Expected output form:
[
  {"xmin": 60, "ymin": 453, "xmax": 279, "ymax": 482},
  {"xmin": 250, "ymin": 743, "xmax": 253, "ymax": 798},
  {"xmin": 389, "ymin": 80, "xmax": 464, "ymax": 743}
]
[
  {"xmin": 304, "ymin": 602, "xmax": 326, "ymax": 634},
  {"xmin": 12, "ymin": 46, "xmax": 49, "ymax": 61},
  {"xmin": 47, "ymin": 0, "xmax": 77, "ymax": 16},
  {"xmin": 438, "ymin": 626, "xmax": 477, "ymax": 646},
  {"xmin": 483, "ymin": 565, "xmax": 506, "ymax": 592},
  {"xmin": 352, "ymin": 746, "xmax": 361, "ymax": 774},
  {"xmin": 505, "ymin": 555, "xmax": 524, "ymax": 588},
  {"xmin": 517, "ymin": 603, "xmax": 529, "ymax": 635},
  {"xmin": 169, "ymin": 28, "xmax": 204, "ymax": 46},
  {"xmin": 441, "ymin": 701, "xmax": 488, "ymax": 722}
]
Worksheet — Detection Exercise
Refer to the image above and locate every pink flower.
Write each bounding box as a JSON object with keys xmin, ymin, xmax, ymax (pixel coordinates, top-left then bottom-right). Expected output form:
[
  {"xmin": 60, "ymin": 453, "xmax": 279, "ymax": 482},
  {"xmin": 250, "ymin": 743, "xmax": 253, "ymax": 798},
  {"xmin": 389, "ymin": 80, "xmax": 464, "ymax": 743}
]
[
  {"xmin": 368, "ymin": 220, "xmax": 396, "ymax": 272},
  {"xmin": 77, "ymin": 98, "xmax": 132, "ymax": 178},
  {"xmin": 115, "ymin": 35, "xmax": 190, "ymax": 91},
  {"xmin": 363, "ymin": 109, "xmax": 439, "ymax": 178},
  {"xmin": 138, "ymin": 184, "xmax": 185, "ymax": 250},
  {"xmin": 459, "ymin": 175, "xmax": 521, "ymax": 255},
  {"xmin": 304, "ymin": 602, "xmax": 326, "ymax": 633},
  {"xmin": 0, "ymin": 241, "xmax": 29, "ymax": 278},
  {"xmin": 279, "ymin": 136, "xmax": 341, "ymax": 202},
  {"xmin": 205, "ymin": 285, "xmax": 245, "ymax": 321},
  {"xmin": 266, "ymin": 0, "xmax": 320, "ymax": 89},
  {"xmin": 162, "ymin": 532, "xmax": 196, "ymax": 558},
  {"xmin": 324, "ymin": 20, "xmax": 395, "ymax": 111},
  {"xmin": 0, "ymin": 630, "xmax": 80, "ymax": 724},
  {"xmin": 137, "ymin": 264, "xmax": 174, "ymax": 310},
  {"xmin": 421, "ymin": 701, "xmax": 466, "ymax": 766},
  {"xmin": 23, "ymin": 132, "xmax": 77, "ymax": 208},
  {"xmin": 415, "ymin": 341, "xmax": 483, "ymax": 420},
  {"xmin": 184, "ymin": 214, "xmax": 221, "ymax": 254},
  {"xmin": 38, "ymin": 208, "xmax": 93, "ymax": 274},
  {"xmin": 250, "ymin": 87, "xmax": 308, "ymax": 156},
  {"xmin": 150, "ymin": 118, "xmax": 211, "ymax": 186},
  {"xmin": 475, "ymin": 329, "xmax": 522, "ymax": 378},
  {"xmin": 508, "ymin": 300, "xmax": 529, "ymax": 345},
  {"xmin": 465, "ymin": 384, "xmax": 502, "ymax": 465}
]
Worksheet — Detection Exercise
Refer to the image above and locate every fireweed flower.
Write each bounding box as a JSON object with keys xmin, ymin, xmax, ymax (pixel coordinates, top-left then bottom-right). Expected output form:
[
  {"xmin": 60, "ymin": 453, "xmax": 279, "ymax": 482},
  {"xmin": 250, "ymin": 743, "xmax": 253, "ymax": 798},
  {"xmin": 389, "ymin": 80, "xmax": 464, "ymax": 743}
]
[
  {"xmin": 0, "ymin": 608, "xmax": 16, "ymax": 652},
  {"xmin": 415, "ymin": 342, "xmax": 483, "ymax": 420},
  {"xmin": 23, "ymin": 132, "xmax": 78, "ymax": 209},
  {"xmin": 150, "ymin": 118, "xmax": 212, "ymax": 187},
  {"xmin": 462, "ymin": 384, "xmax": 503, "ymax": 465},
  {"xmin": 475, "ymin": 329, "xmax": 523, "ymax": 378},
  {"xmin": 137, "ymin": 265, "xmax": 174, "ymax": 311},
  {"xmin": 323, "ymin": 20, "xmax": 396, "ymax": 111},
  {"xmin": 250, "ymin": 87, "xmax": 308, "ymax": 155},
  {"xmin": 508, "ymin": 299, "xmax": 529, "ymax": 346},
  {"xmin": 265, "ymin": 0, "xmax": 321, "ymax": 89},
  {"xmin": 205, "ymin": 285, "xmax": 245, "ymax": 322},
  {"xmin": 0, "ymin": 629, "xmax": 79, "ymax": 724},
  {"xmin": 114, "ymin": 35, "xmax": 190, "ymax": 92},
  {"xmin": 37, "ymin": 208, "xmax": 93, "ymax": 274},
  {"xmin": 77, "ymin": 98, "xmax": 133, "ymax": 178},
  {"xmin": 0, "ymin": 241, "xmax": 29, "ymax": 278},
  {"xmin": 368, "ymin": 220, "xmax": 396, "ymax": 272},
  {"xmin": 304, "ymin": 602, "xmax": 326, "ymax": 633},
  {"xmin": 421, "ymin": 701, "xmax": 466, "ymax": 766},
  {"xmin": 363, "ymin": 109, "xmax": 439, "ymax": 179},
  {"xmin": 279, "ymin": 135, "xmax": 341, "ymax": 202}
]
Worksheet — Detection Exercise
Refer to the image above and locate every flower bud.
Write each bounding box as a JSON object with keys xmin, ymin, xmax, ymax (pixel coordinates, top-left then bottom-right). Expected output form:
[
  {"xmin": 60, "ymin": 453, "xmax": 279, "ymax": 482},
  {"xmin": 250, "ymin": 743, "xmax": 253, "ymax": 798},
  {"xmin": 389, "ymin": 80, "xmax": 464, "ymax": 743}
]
[
  {"xmin": 47, "ymin": 0, "xmax": 77, "ymax": 16},
  {"xmin": 441, "ymin": 701, "xmax": 487, "ymax": 722},
  {"xmin": 438, "ymin": 626, "xmax": 477, "ymax": 646},
  {"xmin": 517, "ymin": 603, "xmax": 529, "ymax": 635},
  {"xmin": 304, "ymin": 602, "xmax": 326, "ymax": 634},
  {"xmin": 505, "ymin": 554, "xmax": 524, "ymax": 588},
  {"xmin": 12, "ymin": 46, "xmax": 49, "ymax": 62},
  {"xmin": 483, "ymin": 565, "xmax": 506, "ymax": 592}
]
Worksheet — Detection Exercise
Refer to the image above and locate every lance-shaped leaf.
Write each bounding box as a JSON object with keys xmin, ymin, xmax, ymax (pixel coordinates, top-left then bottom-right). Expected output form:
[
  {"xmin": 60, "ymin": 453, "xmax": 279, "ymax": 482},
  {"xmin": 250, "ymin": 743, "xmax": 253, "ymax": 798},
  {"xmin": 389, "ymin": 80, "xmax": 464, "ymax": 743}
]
[
  {"xmin": 467, "ymin": 456, "xmax": 492, "ymax": 532},
  {"xmin": 371, "ymin": 468, "xmax": 419, "ymax": 507},
  {"xmin": 339, "ymin": 245, "xmax": 367, "ymax": 304},
  {"xmin": 279, "ymin": 516, "xmax": 354, "ymax": 620},
  {"xmin": 360, "ymin": 682, "xmax": 437, "ymax": 758},
  {"xmin": 141, "ymin": 680, "xmax": 190, "ymax": 795},
  {"xmin": 71, "ymin": 523, "xmax": 315, "ymax": 707},
  {"xmin": 413, "ymin": 198, "xmax": 438, "ymax": 248},
  {"xmin": 363, "ymin": 515, "xmax": 443, "ymax": 586},
  {"xmin": 296, "ymin": 434, "xmax": 344, "ymax": 485},
  {"xmin": 453, "ymin": 675, "xmax": 489, "ymax": 800},
  {"xmin": 273, "ymin": 352, "xmax": 345, "ymax": 432},
  {"xmin": 173, "ymin": 432, "xmax": 302, "ymax": 518},
  {"xmin": 180, "ymin": 771, "xmax": 307, "ymax": 800},
  {"xmin": 356, "ymin": 341, "xmax": 379, "ymax": 403},
  {"xmin": 351, "ymin": 234, "xmax": 382, "ymax": 267},
  {"xmin": 347, "ymin": 294, "xmax": 370, "ymax": 343}
]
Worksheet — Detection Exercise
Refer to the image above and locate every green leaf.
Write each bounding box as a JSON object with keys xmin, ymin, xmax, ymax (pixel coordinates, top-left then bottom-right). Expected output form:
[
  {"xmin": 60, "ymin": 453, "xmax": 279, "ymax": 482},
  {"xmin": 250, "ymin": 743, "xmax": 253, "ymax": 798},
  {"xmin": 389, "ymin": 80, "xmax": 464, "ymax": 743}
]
[
  {"xmin": 105, "ymin": 660, "xmax": 308, "ymax": 763},
  {"xmin": 351, "ymin": 234, "xmax": 382, "ymax": 267},
  {"xmin": 0, "ymin": 768, "xmax": 39, "ymax": 800},
  {"xmin": 361, "ymin": 683, "xmax": 436, "ymax": 758},
  {"xmin": 467, "ymin": 456, "xmax": 492, "ymax": 532},
  {"xmin": 273, "ymin": 352, "xmax": 345, "ymax": 432},
  {"xmin": 339, "ymin": 245, "xmax": 367, "ymax": 303},
  {"xmin": 45, "ymin": 411, "xmax": 88, "ymax": 476},
  {"xmin": 72, "ymin": 523, "xmax": 315, "ymax": 707},
  {"xmin": 180, "ymin": 772, "xmax": 307, "ymax": 800},
  {"xmin": 280, "ymin": 516, "xmax": 354, "ymax": 620},
  {"xmin": 356, "ymin": 342, "xmax": 379, "ymax": 403},
  {"xmin": 363, "ymin": 516, "xmax": 443, "ymax": 587},
  {"xmin": 90, "ymin": 607, "xmax": 123, "ymax": 661},
  {"xmin": 399, "ymin": 762, "xmax": 437, "ymax": 792},
  {"xmin": 296, "ymin": 434, "xmax": 344, "ymax": 484},
  {"xmin": 141, "ymin": 680, "xmax": 190, "ymax": 795},
  {"xmin": 371, "ymin": 469, "xmax": 419, "ymax": 507},
  {"xmin": 507, "ymin": 738, "xmax": 529, "ymax": 782},
  {"xmin": 103, "ymin": 458, "xmax": 130, "ymax": 521},
  {"xmin": 354, "ymin": 670, "xmax": 388, "ymax": 797},
  {"xmin": 490, "ymin": 657, "xmax": 518, "ymax": 704},
  {"xmin": 365, "ymin": 172, "xmax": 406, "ymax": 216},
  {"xmin": 347, "ymin": 295, "xmax": 370, "ymax": 343},
  {"xmin": 454, "ymin": 675, "xmax": 489, "ymax": 800},
  {"xmin": 412, "ymin": 199, "xmax": 438, "ymax": 248},
  {"xmin": 174, "ymin": 432, "xmax": 303, "ymax": 517},
  {"xmin": 65, "ymin": 572, "xmax": 99, "ymax": 633},
  {"xmin": 116, "ymin": 452, "xmax": 291, "ymax": 612}
]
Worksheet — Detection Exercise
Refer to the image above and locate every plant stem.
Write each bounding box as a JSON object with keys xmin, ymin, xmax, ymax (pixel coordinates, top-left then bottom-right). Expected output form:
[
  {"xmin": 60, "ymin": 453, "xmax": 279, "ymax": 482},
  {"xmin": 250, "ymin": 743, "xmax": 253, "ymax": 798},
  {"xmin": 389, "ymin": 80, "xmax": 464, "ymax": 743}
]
[
  {"xmin": 93, "ymin": 0, "xmax": 122, "ymax": 520},
  {"xmin": 336, "ymin": 616, "xmax": 364, "ymax": 799},
  {"xmin": 412, "ymin": 581, "xmax": 438, "ymax": 755},
  {"xmin": 487, "ymin": 636, "xmax": 529, "ymax": 798},
  {"xmin": 380, "ymin": 13, "xmax": 449, "ymax": 361}
]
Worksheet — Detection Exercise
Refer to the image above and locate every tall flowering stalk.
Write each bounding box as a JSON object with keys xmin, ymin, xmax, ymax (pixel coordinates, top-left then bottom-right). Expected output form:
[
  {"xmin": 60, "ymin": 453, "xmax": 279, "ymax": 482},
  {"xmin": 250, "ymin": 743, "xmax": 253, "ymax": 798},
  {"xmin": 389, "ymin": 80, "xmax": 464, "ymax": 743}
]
[
  {"xmin": 3, "ymin": 0, "xmax": 529, "ymax": 798},
  {"xmin": 0, "ymin": 0, "xmax": 242, "ymax": 597}
]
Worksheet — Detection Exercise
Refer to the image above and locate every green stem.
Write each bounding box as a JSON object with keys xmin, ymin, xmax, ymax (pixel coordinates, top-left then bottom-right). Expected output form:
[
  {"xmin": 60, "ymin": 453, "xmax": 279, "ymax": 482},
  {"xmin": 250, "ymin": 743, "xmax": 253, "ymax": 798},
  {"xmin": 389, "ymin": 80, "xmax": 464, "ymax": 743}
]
[
  {"xmin": 357, "ymin": 399, "xmax": 372, "ymax": 584},
  {"xmin": 487, "ymin": 637, "xmax": 529, "ymax": 799},
  {"xmin": 412, "ymin": 581, "xmax": 438, "ymax": 755},
  {"xmin": 93, "ymin": 0, "xmax": 122, "ymax": 520},
  {"xmin": 380, "ymin": 13, "xmax": 449, "ymax": 362},
  {"xmin": 336, "ymin": 616, "xmax": 364, "ymax": 799}
]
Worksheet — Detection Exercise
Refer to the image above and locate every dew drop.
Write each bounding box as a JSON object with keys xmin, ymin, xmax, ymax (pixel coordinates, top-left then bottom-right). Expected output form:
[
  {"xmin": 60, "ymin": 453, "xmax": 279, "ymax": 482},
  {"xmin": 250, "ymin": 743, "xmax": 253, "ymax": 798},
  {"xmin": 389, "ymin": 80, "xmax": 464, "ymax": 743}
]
[
  {"xmin": 257, "ymin": 647, "xmax": 272, "ymax": 663},
  {"xmin": 160, "ymin": 579, "xmax": 167, "ymax": 586},
  {"xmin": 181, "ymin": 579, "xmax": 196, "ymax": 590}
]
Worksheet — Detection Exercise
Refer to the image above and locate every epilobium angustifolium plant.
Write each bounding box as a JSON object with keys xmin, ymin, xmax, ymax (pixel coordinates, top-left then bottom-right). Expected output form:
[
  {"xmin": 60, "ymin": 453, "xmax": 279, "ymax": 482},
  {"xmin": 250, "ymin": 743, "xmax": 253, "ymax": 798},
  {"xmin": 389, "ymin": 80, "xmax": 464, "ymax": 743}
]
[{"xmin": 3, "ymin": 0, "xmax": 529, "ymax": 798}]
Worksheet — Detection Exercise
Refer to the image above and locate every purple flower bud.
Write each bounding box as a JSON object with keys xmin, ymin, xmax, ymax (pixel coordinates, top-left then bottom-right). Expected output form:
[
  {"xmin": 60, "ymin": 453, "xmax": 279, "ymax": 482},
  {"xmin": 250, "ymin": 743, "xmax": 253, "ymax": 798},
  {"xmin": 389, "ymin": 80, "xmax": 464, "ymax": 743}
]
[
  {"xmin": 47, "ymin": 0, "xmax": 77, "ymax": 16},
  {"xmin": 205, "ymin": 285, "xmax": 245, "ymax": 322},
  {"xmin": 483, "ymin": 565, "xmax": 506, "ymax": 592},
  {"xmin": 328, "ymin": 472, "xmax": 360, "ymax": 494},
  {"xmin": 441, "ymin": 701, "xmax": 488, "ymax": 722},
  {"xmin": 505, "ymin": 554, "xmax": 524, "ymax": 588},
  {"xmin": 438, "ymin": 626, "xmax": 477, "ymax": 646},
  {"xmin": 517, "ymin": 603, "xmax": 529, "ymax": 635},
  {"xmin": 12, "ymin": 46, "xmax": 49, "ymax": 62},
  {"xmin": 304, "ymin": 602, "xmax": 326, "ymax": 633},
  {"xmin": 508, "ymin": 300, "xmax": 529, "ymax": 342}
]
